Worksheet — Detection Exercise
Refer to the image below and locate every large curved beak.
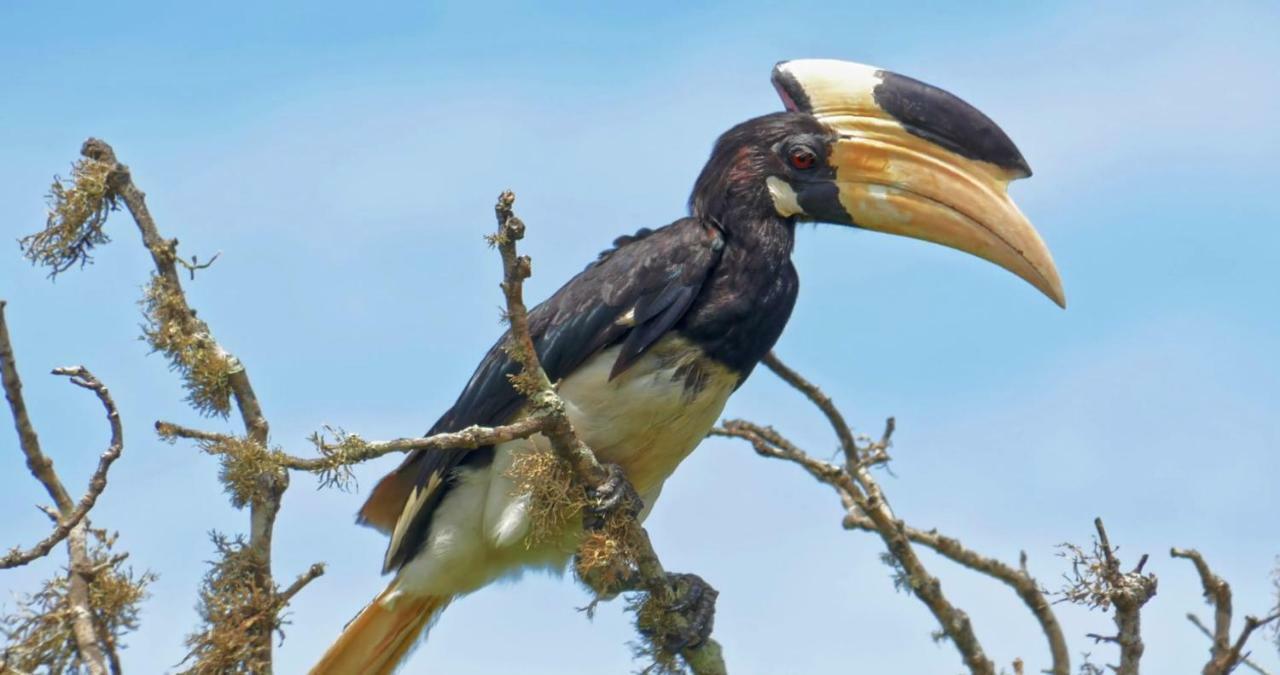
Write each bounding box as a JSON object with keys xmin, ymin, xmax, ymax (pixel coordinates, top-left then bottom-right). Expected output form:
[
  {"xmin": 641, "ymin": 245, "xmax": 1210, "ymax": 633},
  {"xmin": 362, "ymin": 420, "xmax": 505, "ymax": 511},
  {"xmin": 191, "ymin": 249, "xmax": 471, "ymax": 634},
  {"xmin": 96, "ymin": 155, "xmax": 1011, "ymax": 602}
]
[{"xmin": 773, "ymin": 59, "xmax": 1065, "ymax": 308}]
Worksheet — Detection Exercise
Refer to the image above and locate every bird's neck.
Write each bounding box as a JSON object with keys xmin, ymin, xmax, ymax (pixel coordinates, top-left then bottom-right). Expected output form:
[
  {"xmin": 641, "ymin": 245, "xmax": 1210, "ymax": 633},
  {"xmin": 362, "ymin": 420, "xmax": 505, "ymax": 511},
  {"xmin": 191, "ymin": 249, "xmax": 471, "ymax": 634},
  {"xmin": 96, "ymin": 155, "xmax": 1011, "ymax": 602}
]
[
  {"xmin": 679, "ymin": 212, "xmax": 800, "ymax": 377},
  {"xmin": 712, "ymin": 209, "xmax": 796, "ymax": 259}
]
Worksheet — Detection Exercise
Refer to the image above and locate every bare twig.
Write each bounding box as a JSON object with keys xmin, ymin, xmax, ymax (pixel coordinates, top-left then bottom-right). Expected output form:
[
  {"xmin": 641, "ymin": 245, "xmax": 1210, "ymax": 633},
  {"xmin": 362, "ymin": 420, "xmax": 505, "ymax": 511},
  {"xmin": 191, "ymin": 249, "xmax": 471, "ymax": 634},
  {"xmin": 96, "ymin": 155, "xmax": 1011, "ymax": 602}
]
[
  {"xmin": 0, "ymin": 363, "xmax": 122, "ymax": 569},
  {"xmin": 277, "ymin": 563, "xmax": 326, "ymax": 607},
  {"xmin": 760, "ymin": 352, "xmax": 858, "ymax": 462},
  {"xmin": 842, "ymin": 514, "xmax": 1069, "ymax": 674},
  {"xmin": 717, "ymin": 353, "xmax": 1007, "ymax": 675},
  {"xmin": 491, "ymin": 191, "xmax": 725, "ymax": 674},
  {"xmin": 175, "ymin": 251, "xmax": 221, "ymax": 280},
  {"xmin": 153, "ymin": 421, "xmax": 230, "ymax": 444},
  {"xmin": 725, "ymin": 421, "xmax": 993, "ymax": 673},
  {"xmin": 1228, "ymin": 613, "xmax": 1280, "ymax": 675},
  {"xmin": 842, "ymin": 476, "xmax": 983, "ymax": 667},
  {"xmin": 0, "ymin": 303, "xmax": 117, "ymax": 674},
  {"xmin": 1173, "ymin": 548, "xmax": 1235, "ymax": 673},
  {"xmin": 1187, "ymin": 613, "xmax": 1273, "ymax": 675},
  {"xmin": 1171, "ymin": 547, "xmax": 1280, "ymax": 675},
  {"xmin": 711, "ymin": 422, "xmax": 859, "ymax": 517}
]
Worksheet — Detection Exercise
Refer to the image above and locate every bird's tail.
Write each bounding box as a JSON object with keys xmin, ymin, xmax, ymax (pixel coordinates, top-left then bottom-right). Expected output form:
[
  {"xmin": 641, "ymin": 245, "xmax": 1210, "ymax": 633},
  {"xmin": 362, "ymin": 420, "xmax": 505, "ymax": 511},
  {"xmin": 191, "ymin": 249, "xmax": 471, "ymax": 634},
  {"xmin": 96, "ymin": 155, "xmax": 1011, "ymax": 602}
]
[{"xmin": 310, "ymin": 584, "xmax": 451, "ymax": 675}]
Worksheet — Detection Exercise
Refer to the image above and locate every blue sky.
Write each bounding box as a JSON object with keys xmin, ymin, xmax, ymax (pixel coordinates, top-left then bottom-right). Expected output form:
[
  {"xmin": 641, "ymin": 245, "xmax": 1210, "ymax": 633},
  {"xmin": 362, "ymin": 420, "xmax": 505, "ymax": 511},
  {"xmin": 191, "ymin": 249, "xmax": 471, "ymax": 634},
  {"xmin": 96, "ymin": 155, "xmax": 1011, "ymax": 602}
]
[{"xmin": 2, "ymin": 1, "xmax": 1278, "ymax": 672}]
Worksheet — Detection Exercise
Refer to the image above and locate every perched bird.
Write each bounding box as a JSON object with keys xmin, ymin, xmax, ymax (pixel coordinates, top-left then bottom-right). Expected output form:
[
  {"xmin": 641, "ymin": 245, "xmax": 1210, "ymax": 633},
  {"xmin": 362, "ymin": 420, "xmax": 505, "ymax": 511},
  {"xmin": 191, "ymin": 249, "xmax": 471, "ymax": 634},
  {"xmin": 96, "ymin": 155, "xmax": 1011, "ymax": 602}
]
[{"xmin": 312, "ymin": 59, "xmax": 1064, "ymax": 674}]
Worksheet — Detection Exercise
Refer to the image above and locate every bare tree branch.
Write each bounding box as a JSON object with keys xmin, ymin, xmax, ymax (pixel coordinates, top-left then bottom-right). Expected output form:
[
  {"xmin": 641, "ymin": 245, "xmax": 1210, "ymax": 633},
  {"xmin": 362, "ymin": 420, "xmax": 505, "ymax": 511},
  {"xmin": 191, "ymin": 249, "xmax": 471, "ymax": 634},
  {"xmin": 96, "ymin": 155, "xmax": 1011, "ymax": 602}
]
[
  {"xmin": 843, "ymin": 516, "xmax": 1070, "ymax": 673},
  {"xmin": 153, "ymin": 421, "xmax": 230, "ymax": 444},
  {"xmin": 277, "ymin": 563, "xmax": 326, "ymax": 607},
  {"xmin": 175, "ymin": 251, "xmax": 221, "ymax": 280},
  {"xmin": 1228, "ymin": 613, "xmax": 1280, "ymax": 675},
  {"xmin": 0, "ymin": 302, "xmax": 118, "ymax": 674},
  {"xmin": 1173, "ymin": 547, "xmax": 1235, "ymax": 672},
  {"xmin": 0, "ymin": 361, "xmax": 122, "ymax": 570},
  {"xmin": 759, "ymin": 352, "xmax": 859, "ymax": 462},
  {"xmin": 712, "ymin": 421, "xmax": 858, "ymax": 502},
  {"xmin": 1187, "ymin": 613, "xmax": 1273, "ymax": 675},
  {"xmin": 0, "ymin": 301, "xmax": 75, "ymax": 518},
  {"xmin": 717, "ymin": 352, "xmax": 1007, "ymax": 675},
  {"xmin": 1171, "ymin": 548, "xmax": 1280, "ymax": 675}
]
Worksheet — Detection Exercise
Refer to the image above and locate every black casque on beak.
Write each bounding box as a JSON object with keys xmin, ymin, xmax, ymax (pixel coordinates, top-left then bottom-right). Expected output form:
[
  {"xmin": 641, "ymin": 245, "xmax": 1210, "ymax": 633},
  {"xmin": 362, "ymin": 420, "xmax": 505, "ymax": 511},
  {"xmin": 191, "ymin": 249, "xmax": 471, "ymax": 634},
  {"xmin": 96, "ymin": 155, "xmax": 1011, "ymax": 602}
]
[{"xmin": 768, "ymin": 59, "xmax": 1065, "ymax": 307}]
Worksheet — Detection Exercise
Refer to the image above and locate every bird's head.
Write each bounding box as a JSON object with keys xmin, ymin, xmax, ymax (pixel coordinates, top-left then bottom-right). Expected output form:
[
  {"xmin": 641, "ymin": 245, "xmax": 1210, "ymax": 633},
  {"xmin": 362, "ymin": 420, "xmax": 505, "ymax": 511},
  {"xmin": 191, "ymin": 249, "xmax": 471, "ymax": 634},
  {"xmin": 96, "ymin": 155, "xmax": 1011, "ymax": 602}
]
[{"xmin": 691, "ymin": 59, "xmax": 1064, "ymax": 307}]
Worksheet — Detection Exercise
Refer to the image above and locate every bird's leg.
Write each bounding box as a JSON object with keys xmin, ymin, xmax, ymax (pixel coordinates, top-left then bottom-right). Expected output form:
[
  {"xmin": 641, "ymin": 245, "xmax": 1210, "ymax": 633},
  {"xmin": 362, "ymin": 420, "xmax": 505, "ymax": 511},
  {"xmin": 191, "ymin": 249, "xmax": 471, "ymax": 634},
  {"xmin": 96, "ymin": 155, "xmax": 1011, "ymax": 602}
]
[
  {"xmin": 576, "ymin": 464, "xmax": 718, "ymax": 654},
  {"xmin": 583, "ymin": 462, "xmax": 643, "ymax": 530},
  {"xmin": 644, "ymin": 572, "xmax": 718, "ymax": 654},
  {"xmin": 575, "ymin": 463, "xmax": 645, "ymax": 598}
]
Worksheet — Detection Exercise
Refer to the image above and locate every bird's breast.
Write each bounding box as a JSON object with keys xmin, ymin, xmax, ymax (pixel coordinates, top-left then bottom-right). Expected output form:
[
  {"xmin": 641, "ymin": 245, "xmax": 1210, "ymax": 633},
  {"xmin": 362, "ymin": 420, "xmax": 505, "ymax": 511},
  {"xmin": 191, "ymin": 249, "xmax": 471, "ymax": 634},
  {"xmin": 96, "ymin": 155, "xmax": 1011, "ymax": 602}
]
[{"xmin": 556, "ymin": 335, "xmax": 739, "ymax": 495}]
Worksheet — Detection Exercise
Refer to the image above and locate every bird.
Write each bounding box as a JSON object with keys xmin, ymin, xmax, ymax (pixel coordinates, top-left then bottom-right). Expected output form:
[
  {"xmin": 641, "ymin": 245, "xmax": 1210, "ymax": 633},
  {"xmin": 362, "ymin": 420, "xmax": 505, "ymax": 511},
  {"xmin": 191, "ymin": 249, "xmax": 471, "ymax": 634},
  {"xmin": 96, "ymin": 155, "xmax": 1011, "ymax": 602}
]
[{"xmin": 312, "ymin": 58, "xmax": 1064, "ymax": 674}]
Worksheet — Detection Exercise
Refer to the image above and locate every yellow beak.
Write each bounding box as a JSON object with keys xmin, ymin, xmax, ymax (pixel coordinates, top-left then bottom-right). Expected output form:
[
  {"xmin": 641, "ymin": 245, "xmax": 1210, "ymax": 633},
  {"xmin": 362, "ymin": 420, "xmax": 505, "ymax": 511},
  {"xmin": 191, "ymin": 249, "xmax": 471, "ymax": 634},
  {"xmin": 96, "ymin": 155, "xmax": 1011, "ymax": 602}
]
[{"xmin": 773, "ymin": 59, "xmax": 1065, "ymax": 307}]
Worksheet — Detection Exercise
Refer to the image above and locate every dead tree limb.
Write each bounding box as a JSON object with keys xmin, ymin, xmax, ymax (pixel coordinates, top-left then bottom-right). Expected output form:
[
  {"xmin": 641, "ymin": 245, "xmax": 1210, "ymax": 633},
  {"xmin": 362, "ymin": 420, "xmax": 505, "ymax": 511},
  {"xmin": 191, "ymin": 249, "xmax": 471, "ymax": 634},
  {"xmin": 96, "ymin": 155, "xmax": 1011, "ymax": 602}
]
[
  {"xmin": 1175, "ymin": 547, "xmax": 1235, "ymax": 672},
  {"xmin": 1059, "ymin": 519, "xmax": 1157, "ymax": 675},
  {"xmin": 44, "ymin": 138, "xmax": 299, "ymax": 671},
  {"xmin": 1174, "ymin": 548, "xmax": 1280, "ymax": 675},
  {"xmin": 842, "ymin": 516, "xmax": 1070, "ymax": 671},
  {"xmin": 1094, "ymin": 519, "xmax": 1157, "ymax": 675},
  {"xmin": 1187, "ymin": 613, "xmax": 1273, "ymax": 675},
  {"xmin": 0, "ymin": 360, "xmax": 123, "ymax": 570},
  {"xmin": 713, "ymin": 352, "xmax": 1073, "ymax": 675},
  {"xmin": 0, "ymin": 302, "xmax": 125, "ymax": 674},
  {"xmin": 711, "ymin": 419, "xmax": 996, "ymax": 675}
]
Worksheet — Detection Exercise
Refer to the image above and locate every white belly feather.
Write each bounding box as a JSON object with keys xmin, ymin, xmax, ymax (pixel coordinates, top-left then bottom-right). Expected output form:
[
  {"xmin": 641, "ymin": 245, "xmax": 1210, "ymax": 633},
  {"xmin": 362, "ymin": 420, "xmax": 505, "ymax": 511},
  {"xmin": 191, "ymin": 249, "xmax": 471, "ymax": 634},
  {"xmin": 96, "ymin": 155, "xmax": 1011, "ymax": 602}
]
[{"xmin": 391, "ymin": 336, "xmax": 737, "ymax": 599}]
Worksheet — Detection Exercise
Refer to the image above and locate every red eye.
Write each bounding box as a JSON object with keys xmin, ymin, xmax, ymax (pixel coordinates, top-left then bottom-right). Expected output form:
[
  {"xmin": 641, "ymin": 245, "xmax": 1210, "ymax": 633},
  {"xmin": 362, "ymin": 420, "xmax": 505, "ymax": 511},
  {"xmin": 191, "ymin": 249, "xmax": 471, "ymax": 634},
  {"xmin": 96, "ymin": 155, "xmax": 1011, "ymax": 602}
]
[{"xmin": 789, "ymin": 148, "xmax": 816, "ymax": 170}]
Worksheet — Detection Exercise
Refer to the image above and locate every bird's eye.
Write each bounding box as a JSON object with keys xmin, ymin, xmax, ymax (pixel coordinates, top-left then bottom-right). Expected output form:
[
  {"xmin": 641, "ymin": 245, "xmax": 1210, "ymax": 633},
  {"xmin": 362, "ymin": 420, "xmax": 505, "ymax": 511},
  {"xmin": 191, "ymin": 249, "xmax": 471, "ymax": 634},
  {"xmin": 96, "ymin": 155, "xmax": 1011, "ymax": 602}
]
[{"xmin": 789, "ymin": 147, "xmax": 817, "ymax": 170}]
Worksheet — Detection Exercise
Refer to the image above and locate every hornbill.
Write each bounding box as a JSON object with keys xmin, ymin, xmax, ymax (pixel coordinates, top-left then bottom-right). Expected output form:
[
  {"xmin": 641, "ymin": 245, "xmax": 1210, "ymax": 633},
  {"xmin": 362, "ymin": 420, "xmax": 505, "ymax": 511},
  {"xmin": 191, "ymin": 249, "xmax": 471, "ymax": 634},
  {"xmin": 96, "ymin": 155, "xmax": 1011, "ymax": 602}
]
[{"xmin": 313, "ymin": 59, "xmax": 1064, "ymax": 673}]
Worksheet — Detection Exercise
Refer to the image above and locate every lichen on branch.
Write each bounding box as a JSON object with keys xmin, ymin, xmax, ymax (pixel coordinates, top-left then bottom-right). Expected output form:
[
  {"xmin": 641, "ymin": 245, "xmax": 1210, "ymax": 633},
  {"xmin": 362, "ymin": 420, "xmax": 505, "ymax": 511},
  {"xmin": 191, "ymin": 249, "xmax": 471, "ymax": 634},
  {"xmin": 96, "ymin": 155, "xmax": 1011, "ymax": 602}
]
[
  {"xmin": 177, "ymin": 532, "xmax": 322, "ymax": 675},
  {"xmin": 178, "ymin": 533, "xmax": 274, "ymax": 675},
  {"xmin": 506, "ymin": 448, "xmax": 587, "ymax": 548},
  {"xmin": 141, "ymin": 274, "xmax": 236, "ymax": 417},
  {"xmin": 20, "ymin": 158, "xmax": 117, "ymax": 276},
  {"xmin": 0, "ymin": 528, "xmax": 156, "ymax": 674}
]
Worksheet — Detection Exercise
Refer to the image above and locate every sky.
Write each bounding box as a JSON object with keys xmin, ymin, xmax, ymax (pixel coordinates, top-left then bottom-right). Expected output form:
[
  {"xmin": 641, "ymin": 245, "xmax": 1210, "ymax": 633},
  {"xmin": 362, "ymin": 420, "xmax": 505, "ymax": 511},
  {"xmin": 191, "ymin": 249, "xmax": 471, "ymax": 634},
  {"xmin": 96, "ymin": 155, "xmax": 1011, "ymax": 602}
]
[{"xmin": 2, "ymin": 0, "xmax": 1278, "ymax": 673}]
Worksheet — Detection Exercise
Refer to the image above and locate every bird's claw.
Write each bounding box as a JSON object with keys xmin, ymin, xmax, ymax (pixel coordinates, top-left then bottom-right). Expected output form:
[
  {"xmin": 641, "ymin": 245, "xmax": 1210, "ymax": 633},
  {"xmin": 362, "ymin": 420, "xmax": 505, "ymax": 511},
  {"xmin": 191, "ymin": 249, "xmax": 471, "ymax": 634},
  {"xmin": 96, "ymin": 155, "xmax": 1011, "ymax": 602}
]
[
  {"xmin": 584, "ymin": 462, "xmax": 642, "ymax": 531},
  {"xmin": 646, "ymin": 572, "xmax": 718, "ymax": 654}
]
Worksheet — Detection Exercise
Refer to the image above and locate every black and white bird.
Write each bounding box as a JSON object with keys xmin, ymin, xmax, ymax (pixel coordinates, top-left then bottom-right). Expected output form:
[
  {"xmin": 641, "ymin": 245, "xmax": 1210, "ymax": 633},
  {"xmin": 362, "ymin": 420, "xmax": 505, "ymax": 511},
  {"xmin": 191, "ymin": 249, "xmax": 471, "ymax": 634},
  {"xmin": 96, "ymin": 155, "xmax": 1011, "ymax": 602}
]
[{"xmin": 312, "ymin": 59, "xmax": 1065, "ymax": 674}]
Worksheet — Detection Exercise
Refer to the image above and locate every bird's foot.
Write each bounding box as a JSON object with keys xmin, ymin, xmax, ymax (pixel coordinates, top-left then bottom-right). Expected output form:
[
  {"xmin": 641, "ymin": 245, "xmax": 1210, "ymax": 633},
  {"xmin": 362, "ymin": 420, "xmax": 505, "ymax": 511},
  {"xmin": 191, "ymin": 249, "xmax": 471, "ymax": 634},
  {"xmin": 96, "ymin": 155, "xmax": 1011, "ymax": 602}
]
[
  {"xmin": 583, "ymin": 462, "xmax": 643, "ymax": 531},
  {"xmin": 644, "ymin": 572, "xmax": 718, "ymax": 654}
]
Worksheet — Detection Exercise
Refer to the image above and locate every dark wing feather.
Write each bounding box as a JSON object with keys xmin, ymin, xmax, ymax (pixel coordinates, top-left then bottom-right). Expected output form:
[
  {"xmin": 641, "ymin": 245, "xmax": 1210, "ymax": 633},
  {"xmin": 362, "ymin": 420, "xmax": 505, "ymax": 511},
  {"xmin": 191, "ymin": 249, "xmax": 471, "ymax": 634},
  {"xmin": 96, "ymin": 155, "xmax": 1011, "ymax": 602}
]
[
  {"xmin": 611, "ymin": 281, "xmax": 696, "ymax": 378},
  {"xmin": 363, "ymin": 218, "xmax": 723, "ymax": 572}
]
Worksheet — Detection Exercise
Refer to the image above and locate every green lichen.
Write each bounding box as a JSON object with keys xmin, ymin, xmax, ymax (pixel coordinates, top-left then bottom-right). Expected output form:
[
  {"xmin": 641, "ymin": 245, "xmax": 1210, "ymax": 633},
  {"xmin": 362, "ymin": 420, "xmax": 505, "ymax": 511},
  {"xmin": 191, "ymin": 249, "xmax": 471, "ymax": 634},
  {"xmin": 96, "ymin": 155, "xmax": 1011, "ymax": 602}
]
[
  {"xmin": 140, "ymin": 274, "xmax": 235, "ymax": 416},
  {"xmin": 303, "ymin": 427, "xmax": 367, "ymax": 491},
  {"xmin": 20, "ymin": 158, "xmax": 117, "ymax": 277},
  {"xmin": 178, "ymin": 533, "xmax": 276, "ymax": 675},
  {"xmin": 506, "ymin": 448, "xmax": 586, "ymax": 549},
  {"xmin": 0, "ymin": 528, "xmax": 155, "ymax": 673}
]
